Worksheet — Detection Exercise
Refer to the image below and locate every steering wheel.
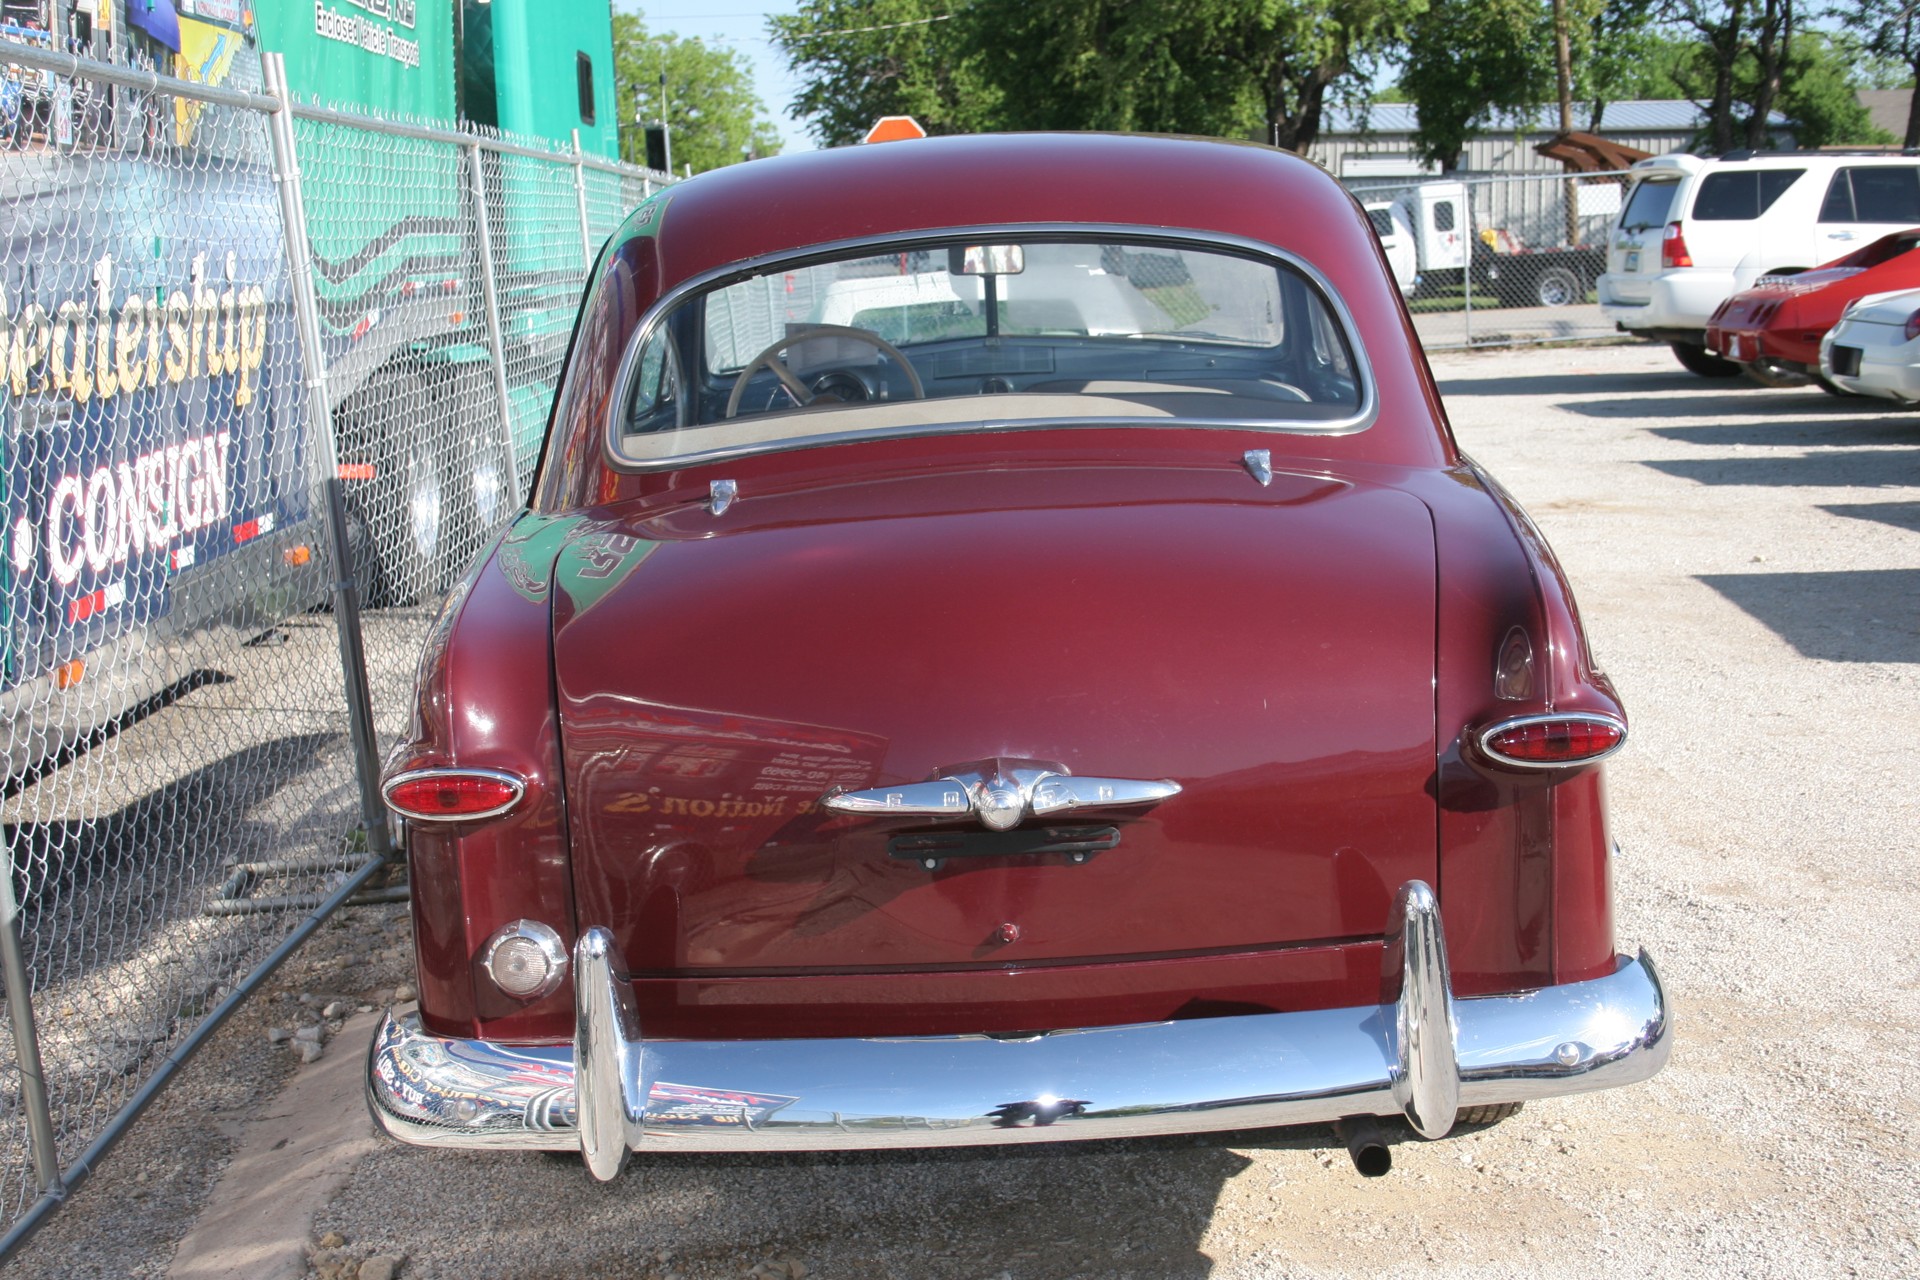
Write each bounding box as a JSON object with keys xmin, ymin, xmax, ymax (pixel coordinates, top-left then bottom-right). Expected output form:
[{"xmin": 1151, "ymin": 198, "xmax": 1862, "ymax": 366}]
[{"xmin": 723, "ymin": 324, "xmax": 927, "ymax": 419}]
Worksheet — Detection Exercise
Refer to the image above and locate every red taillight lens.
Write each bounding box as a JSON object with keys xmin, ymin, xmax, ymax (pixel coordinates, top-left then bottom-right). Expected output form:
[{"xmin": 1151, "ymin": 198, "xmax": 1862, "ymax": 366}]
[
  {"xmin": 1478, "ymin": 715, "xmax": 1626, "ymax": 769},
  {"xmin": 1904, "ymin": 309, "xmax": 1920, "ymax": 342},
  {"xmin": 384, "ymin": 769, "xmax": 525, "ymax": 821},
  {"xmin": 1662, "ymin": 221, "xmax": 1692, "ymax": 269}
]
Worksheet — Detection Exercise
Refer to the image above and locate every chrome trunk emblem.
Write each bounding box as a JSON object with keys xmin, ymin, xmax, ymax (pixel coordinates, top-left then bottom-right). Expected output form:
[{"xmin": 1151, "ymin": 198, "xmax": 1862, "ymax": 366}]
[{"xmin": 822, "ymin": 758, "xmax": 1180, "ymax": 829}]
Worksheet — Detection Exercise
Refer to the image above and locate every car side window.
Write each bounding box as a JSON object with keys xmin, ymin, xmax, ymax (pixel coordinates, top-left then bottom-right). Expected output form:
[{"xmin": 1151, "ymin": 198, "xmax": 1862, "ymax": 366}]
[
  {"xmin": 1819, "ymin": 168, "xmax": 1920, "ymax": 223},
  {"xmin": 624, "ymin": 328, "xmax": 683, "ymax": 435},
  {"xmin": 1819, "ymin": 172, "xmax": 1854, "ymax": 222},
  {"xmin": 1692, "ymin": 169, "xmax": 1805, "ymax": 221},
  {"xmin": 1433, "ymin": 201, "xmax": 1456, "ymax": 232},
  {"xmin": 1366, "ymin": 209, "xmax": 1393, "ymax": 237}
]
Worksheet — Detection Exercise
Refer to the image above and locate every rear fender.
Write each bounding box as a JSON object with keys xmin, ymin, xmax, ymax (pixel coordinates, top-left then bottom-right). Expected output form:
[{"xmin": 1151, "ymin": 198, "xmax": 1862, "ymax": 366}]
[
  {"xmin": 389, "ymin": 513, "xmax": 582, "ymax": 1041},
  {"xmin": 1424, "ymin": 462, "xmax": 1623, "ymax": 995}
]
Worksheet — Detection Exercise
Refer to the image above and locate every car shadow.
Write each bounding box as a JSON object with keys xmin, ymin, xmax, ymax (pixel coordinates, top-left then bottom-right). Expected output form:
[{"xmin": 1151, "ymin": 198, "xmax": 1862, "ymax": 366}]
[
  {"xmin": 1698, "ymin": 570, "xmax": 1920, "ymax": 663},
  {"xmin": 1644, "ymin": 416, "xmax": 1920, "ymax": 448},
  {"xmin": 7, "ymin": 729, "xmax": 342, "ymax": 929},
  {"xmin": 1820, "ymin": 501, "xmax": 1920, "ymax": 534},
  {"xmin": 1642, "ymin": 449, "xmax": 1920, "ymax": 489},
  {"xmin": 1553, "ymin": 387, "xmax": 1917, "ymax": 421},
  {"xmin": 573, "ymin": 1123, "xmax": 1348, "ymax": 1276},
  {"xmin": 1433, "ymin": 368, "xmax": 1702, "ymax": 399}
]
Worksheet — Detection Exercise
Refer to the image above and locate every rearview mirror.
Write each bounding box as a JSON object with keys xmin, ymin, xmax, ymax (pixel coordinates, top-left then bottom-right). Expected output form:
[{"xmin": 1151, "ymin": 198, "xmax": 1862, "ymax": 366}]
[{"xmin": 949, "ymin": 244, "xmax": 1025, "ymax": 276}]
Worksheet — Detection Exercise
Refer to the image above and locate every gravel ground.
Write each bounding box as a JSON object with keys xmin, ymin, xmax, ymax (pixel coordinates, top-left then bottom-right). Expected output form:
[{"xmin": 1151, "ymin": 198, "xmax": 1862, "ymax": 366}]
[{"xmin": 11, "ymin": 338, "xmax": 1920, "ymax": 1278}]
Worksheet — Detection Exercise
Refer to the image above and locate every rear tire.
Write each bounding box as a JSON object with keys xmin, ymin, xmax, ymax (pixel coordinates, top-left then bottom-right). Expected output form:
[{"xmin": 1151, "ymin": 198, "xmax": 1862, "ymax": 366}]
[
  {"xmin": 1670, "ymin": 341, "xmax": 1742, "ymax": 378},
  {"xmin": 1534, "ymin": 266, "xmax": 1581, "ymax": 308},
  {"xmin": 1455, "ymin": 1102, "xmax": 1523, "ymax": 1127},
  {"xmin": 335, "ymin": 365, "xmax": 454, "ymax": 607}
]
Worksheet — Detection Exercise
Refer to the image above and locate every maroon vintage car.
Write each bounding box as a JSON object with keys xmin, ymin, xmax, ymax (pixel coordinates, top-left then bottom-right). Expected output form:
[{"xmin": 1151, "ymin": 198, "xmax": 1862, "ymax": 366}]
[
  {"xmin": 1706, "ymin": 226, "xmax": 1920, "ymax": 388},
  {"xmin": 366, "ymin": 133, "xmax": 1669, "ymax": 1180}
]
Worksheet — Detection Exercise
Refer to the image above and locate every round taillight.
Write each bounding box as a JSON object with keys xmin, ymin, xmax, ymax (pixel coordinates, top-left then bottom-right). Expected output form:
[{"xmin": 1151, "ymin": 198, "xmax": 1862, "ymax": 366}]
[
  {"xmin": 383, "ymin": 768, "xmax": 525, "ymax": 822},
  {"xmin": 481, "ymin": 920, "xmax": 568, "ymax": 1000},
  {"xmin": 1477, "ymin": 714, "xmax": 1626, "ymax": 769},
  {"xmin": 1904, "ymin": 308, "xmax": 1920, "ymax": 343}
]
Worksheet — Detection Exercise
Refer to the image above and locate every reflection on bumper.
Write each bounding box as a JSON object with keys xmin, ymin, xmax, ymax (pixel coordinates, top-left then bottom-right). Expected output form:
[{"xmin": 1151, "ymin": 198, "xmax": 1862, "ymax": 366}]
[{"xmin": 367, "ymin": 882, "xmax": 1670, "ymax": 1179}]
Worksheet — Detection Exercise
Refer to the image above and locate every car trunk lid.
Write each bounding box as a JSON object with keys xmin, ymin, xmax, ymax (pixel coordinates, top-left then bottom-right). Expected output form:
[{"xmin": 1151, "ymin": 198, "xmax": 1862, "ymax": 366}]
[{"xmin": 552, "ymin": 457, "xmax": 1439, "ymax": 976}]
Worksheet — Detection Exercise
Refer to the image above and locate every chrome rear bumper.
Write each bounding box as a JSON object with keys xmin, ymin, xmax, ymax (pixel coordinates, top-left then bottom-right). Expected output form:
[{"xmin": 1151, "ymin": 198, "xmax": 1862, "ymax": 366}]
[{"xmin": 367, "ymin": 882, "xmax": 1670, "ymax": 1180}]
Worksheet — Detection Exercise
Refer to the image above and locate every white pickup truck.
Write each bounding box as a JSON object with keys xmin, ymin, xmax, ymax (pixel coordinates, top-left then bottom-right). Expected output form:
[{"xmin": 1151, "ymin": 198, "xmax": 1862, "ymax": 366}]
[{"xmin": 1365, "ymin": 180, "xmax": 1606, "ymax": 308}]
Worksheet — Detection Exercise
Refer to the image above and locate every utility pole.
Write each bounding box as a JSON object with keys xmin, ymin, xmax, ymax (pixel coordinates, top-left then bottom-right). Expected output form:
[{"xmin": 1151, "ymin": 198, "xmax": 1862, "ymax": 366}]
[
  {"xmin": 1554, "ymin": 0, "xmax": 1579, "ymax": 247},
  {"xmin": 659, "ymin": 67, "xmax": 672, "ymax": 176}
]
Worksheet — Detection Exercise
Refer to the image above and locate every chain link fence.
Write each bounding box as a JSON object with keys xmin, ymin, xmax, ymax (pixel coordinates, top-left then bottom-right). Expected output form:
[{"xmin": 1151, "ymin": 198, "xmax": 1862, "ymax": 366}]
[
  {"xmin": 1347, "ymin": 170, "xmax": 1631, "ymax": 350},
  {"xmin": 0, "ymin": 39, "xmax": 666, "ymax": 1257}
]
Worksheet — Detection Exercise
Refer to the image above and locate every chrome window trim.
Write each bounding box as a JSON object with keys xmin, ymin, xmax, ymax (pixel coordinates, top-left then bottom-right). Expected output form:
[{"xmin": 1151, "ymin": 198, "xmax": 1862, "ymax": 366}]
[
  {"xmin": 1475, "ymin": 712, "xmax": 1628, "ymax": 771},
  {"xmin": 601, "ymin": 223, "xmax": 1381, "ymax": 473},
  {"xmin": 382, "ymin": 766, "xmax": 528, "ymax": 823}
]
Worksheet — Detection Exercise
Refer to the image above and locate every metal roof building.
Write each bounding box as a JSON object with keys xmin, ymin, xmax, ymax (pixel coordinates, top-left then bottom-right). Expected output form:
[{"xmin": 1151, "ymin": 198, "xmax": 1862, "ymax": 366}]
[{"xmin": 1311, "ymin": 100, "xmax": 1791, "ymax": 178}]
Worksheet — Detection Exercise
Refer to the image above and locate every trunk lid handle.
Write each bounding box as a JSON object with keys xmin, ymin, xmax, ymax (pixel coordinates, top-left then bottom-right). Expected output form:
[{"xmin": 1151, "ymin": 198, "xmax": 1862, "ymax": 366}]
[{"xmin": 823, "ymin": 759, "xmax": 1180, "ymax": 831}]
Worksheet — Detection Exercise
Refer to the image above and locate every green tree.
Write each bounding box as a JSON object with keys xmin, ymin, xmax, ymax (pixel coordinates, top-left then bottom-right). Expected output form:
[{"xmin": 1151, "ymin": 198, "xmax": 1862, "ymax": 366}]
[
  {"xmin": 774, "ymin": 0, "xmax": 1419, "ymax": 153},
  {"xmin": 1399, "ymin": 0, "xmax": 1553, "ymax": 167},
  {"xmin": 615, "ymin": 11, "xmax": 782, "ymax": 173},
  {"xmin": 1776, "ymin": 31, "xmax": 1894, "ymax": 147},
  {"xmin": 768, "ymin": 0, "xmax": 1000, "ymax": 146},
  {"xmin": 1833, "ymin": 0, "xmax": 1920, "ymax": 145}
]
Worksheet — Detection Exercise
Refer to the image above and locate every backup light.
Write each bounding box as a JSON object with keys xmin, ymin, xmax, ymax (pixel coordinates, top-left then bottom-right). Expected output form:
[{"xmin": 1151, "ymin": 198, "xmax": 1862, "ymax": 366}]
[
  {"xmin": 482, "ymin": 920, "xmax": 569, "ymax": 1000},
  {"xmin": 383, "ymin": 768, "xmax": 525, "ymax": 822},
  {"xmin": 1477, "ymin": 714, "xmax": 1626, "ymax": 769}
]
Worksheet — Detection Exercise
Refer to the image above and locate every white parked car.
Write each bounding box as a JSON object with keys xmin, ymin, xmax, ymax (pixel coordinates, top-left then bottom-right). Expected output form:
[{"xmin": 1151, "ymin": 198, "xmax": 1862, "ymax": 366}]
[
  {"xmin": 1598, "ymin": 152, "xmax": 1920, "ymax": 377},
  {"xmin": 1820, "ymin": 287, "xmax": 1920, "ymax": 400}
]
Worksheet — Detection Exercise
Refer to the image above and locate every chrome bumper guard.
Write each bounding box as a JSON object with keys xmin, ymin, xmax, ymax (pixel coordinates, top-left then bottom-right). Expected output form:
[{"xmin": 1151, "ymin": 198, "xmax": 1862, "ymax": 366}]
[{"xmin": 367, "ymin": 882, "xmax": 1670, "ymax": 1181}]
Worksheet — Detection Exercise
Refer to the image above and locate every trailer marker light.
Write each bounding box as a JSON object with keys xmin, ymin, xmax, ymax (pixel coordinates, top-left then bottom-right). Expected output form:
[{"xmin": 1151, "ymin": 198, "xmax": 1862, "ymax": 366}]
[
  {"xmin": 53, "ymin": 660, "xmax": 85, "ymax": 691},
  {"xmin": 384, "ymin": 768, "xmax": 526, "ymax": 822},
  {"xmin": 337, "ymin": 463, "xmax": 377, "ymax": 481},
  {"xmin": 283, "ymin": 545, "xmax": 313, "ymax": 567}
]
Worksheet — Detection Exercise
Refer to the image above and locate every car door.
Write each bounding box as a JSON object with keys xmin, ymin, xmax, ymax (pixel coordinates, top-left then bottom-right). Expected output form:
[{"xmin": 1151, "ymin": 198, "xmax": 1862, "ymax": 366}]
[{"xmin": 1815, "ymin": 165, "xmax": 1920, "ymax": 265}]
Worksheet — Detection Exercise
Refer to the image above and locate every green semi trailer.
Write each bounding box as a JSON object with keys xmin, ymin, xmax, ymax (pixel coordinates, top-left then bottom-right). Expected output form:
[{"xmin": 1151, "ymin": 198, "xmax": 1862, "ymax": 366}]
[
  {"xmin": 194, "ymin": 0, "xmax": 625, "ymax": 602},
  {"xmin": 0, "ymin": 1, "xmax": 638, "ymax": 778}
]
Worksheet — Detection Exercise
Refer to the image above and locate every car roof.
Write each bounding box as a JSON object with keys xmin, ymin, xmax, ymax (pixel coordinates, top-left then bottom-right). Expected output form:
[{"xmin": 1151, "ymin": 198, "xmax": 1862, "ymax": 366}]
[{"xmin": 627, "ymin": 133, "xmax": 1381, "ymax": 299}]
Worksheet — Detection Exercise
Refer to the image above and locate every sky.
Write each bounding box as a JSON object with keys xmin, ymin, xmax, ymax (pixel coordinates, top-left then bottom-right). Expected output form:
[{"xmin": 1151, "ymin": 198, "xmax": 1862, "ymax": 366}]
[{"xmin": 622, "ymin": 2, "xmax": 818, "ymax": 154}]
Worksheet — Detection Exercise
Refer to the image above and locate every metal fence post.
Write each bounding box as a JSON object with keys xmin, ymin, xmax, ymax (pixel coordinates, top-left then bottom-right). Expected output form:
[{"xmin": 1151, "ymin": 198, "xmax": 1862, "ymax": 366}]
[
  {"xmin": 0, "ymin": 865, "xmax": 61, "ymax": 1198},
  {"xmin": 261, "ymin": 51, "xmax": 396, "ymax": 862},
  {"xmin": 468, "ymin": 142, "xmax": 524, "ymax": 496},
  {"xmin": 571, "ymin": 128, "xmax": 595, "ymax": 269},
  {"xmin": 1462, "ymin": 181, "xmax": 1475, "ymax": 347}
]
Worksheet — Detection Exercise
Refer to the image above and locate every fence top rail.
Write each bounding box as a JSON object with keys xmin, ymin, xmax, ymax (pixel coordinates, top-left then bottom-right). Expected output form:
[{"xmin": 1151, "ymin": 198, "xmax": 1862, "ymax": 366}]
[
  {"xmin": 286, "ymin": 98, "xmax": 667, "ymax": 183},
  {"xmin": 1342, "ymin": 168, "xmax": 1637, "ymax": 191},
  {"xmin": 0, "ymin": 34, "xmax": 668, "ymax": 189},
  {"xmin": 0, "ymin": 35, "xmax": 279, "ymax": 112}
]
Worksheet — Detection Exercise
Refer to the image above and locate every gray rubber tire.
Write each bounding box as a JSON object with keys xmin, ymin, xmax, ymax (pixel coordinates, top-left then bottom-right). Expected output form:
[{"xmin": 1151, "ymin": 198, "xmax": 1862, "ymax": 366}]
[
  {"xmin": 336, "ymin": 365, "xmax": 453, "ymax": 607},
  {"xmin": 1455, "ymin": 1102, "xmax": 1524, "ymax": 1127},
  {"xmin": 1534, "ymin": 266, "xmax": 1581, "ymax": 307},
  {"xmin": 1670, "ymin": 341, "xmax": 1743, "ymax": 378}
]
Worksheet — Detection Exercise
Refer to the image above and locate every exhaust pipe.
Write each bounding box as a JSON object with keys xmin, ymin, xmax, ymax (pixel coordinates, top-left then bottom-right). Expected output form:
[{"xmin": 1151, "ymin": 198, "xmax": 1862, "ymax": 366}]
[{"xmin": 1334, "ymin": 1115, "xmax": 1392, "ymax": 1177}]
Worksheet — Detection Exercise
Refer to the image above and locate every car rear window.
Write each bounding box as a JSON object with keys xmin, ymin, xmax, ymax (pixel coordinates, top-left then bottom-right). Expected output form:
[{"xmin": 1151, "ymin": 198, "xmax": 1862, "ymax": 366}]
[
  {"xmin": 1619, "ymin": 177, "xmax": 1679, "ymax": 230},
  {"xmin": 613, "ymin": 235, "xmax": 1369, "ymax": 468},
  {"xmin": 1691, "ymin": 169, "xmax": 1804, "ymax": 221},
  {"xmin": 1819, "ymin": 166, "xmax": 1920, "ymax": 223}
]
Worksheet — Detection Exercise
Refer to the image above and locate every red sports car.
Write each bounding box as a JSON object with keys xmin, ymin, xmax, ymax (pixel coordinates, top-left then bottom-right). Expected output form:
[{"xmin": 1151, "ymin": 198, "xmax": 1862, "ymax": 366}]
[
  {"xmin": 1707, "ymin": 227, "xmax": 1920, "ymax": 387},
  {"xmin": 366, "ymin": 133, "xmax": 1669, "ymax": 1181}
]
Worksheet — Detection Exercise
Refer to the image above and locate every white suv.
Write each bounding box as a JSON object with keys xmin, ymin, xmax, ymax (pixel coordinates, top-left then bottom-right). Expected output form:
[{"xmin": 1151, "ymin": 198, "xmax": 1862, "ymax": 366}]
[{"xmin": 1597, "ymin": 152, "xmax": 1920, "ymax": 376}]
